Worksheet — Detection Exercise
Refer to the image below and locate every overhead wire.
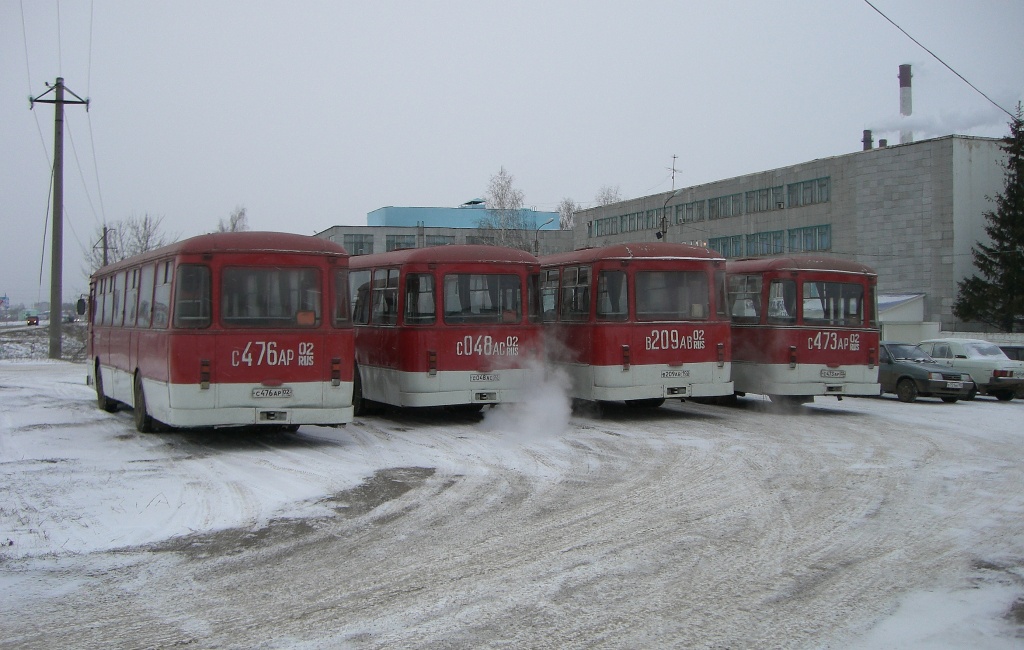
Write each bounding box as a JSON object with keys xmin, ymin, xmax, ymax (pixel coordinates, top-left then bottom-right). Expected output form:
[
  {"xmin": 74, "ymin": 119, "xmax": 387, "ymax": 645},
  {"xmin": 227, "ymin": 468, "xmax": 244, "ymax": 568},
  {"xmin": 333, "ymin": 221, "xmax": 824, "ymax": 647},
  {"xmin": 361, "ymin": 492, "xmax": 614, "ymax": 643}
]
[{"xmin": 862, "ymin": 0, "xmax": 1015, "ymax": 121}]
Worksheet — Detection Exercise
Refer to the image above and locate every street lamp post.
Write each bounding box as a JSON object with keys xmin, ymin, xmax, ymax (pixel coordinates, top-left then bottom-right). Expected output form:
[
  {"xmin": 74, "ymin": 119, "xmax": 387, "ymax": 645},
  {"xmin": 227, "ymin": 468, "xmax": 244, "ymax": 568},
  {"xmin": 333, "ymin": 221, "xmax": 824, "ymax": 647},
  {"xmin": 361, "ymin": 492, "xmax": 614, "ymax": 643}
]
[
  {"xmin": 535, "ymin": 217, "xmax": 554, "ymax": 254},
  {"xmin": 656, "ymin": 190, "xmax": 681, "ymax": 241}
]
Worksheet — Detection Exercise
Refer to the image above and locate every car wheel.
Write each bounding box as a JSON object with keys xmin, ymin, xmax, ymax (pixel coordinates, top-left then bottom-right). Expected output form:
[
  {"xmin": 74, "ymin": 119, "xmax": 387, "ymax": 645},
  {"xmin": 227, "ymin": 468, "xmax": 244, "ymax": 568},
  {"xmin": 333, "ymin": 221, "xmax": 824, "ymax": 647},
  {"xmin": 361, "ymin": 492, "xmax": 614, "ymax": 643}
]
[
  {"xmin": 896, "ymin": 378, "xmax": 918, "ymax": 403},
  {"xmin": 965, "ymin": 386, "xmax": 977, "ymax": 401},
  {"xmin": 940, "ymin": 396, "xmax": 958, "ymax": 403},
  {"xmin": 994, "ymin": 391, "xmax": 1015, "ymax": 402}
]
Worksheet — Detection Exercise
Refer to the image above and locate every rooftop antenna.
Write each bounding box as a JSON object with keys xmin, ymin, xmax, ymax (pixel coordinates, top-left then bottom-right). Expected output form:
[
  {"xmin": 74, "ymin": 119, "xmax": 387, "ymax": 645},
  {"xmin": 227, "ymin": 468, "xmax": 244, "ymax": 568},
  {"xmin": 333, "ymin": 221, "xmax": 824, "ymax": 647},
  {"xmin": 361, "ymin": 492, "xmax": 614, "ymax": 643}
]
[{"xmin": 667, "ymin": 154, "xmax": 679, "ymax": 190}]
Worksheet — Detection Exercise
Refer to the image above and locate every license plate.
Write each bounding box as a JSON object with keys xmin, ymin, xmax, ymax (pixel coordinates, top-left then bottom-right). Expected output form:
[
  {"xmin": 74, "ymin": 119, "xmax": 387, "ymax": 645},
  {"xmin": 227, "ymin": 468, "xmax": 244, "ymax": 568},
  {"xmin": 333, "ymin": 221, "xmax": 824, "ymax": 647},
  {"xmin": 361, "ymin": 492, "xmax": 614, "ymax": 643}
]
[
  {"xmin": 946, "ymin": 381, "xmax": 963, "ymax": 389},
  {"xmin": 662, "ymin": 370, "xmax": 690, "ymax": 378},
  {"xmin": 820, "ymin": 369, "xmax": 846, "ymax": 378},
  {"xmin": 470, "ymin": 373, "xmax": 499, "ymax": 382},
  {"xmin": 252, "ymin": 387, "xmax": 292, "ymax": 398}
]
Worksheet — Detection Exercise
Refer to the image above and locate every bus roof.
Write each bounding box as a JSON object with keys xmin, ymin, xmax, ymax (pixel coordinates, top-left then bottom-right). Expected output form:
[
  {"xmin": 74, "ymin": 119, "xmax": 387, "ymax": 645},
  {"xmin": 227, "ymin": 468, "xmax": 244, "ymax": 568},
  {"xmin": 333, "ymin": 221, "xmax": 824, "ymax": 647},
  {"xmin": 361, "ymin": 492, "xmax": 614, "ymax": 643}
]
[
  {"xmin": 91, "ymin": 232, "xmax": 349, "ymax": 277},
  {"xmin": 726, "ymin": 255, "xmax": 877, "ymax": 276},
  {"xmin": 349, "ymin": 244, "xmax": 539, "ymax": 268},
  {"xmin": 539, "ymin": 242, "xmax": 724, "ymax": 266}
]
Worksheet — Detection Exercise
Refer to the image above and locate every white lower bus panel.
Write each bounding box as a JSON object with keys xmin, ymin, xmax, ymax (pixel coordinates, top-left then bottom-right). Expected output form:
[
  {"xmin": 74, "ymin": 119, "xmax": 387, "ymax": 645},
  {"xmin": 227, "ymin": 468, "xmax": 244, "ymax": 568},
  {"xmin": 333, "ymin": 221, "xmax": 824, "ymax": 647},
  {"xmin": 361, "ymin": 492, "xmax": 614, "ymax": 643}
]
[
  {"xmin": 359, "ymin": 365, "xmax": 540, "ymax": 407},
  {"xmin": 130, "ymin": 373, "xmax": 354, "ymax": 428},
  {"xmin": 731, "ymin": 361, "xmax": 880, "ymax": 397},
  {"xmin": 563, "ymin": 361, "xmax": 734, "ymax": 402}
]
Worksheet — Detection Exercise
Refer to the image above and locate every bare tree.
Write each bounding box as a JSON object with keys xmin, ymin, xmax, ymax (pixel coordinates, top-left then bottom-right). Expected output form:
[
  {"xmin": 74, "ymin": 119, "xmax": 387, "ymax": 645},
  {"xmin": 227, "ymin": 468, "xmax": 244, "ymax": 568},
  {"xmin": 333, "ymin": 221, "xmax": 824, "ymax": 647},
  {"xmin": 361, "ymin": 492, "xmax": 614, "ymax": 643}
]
[
  {"xmin": 595, "ymin": 185, "xmax": 622, "ymax": 206},
  {"xmin": 216, "ymin": 206, "xmax": 250, "ymax": 232},
  {"xmin": 84, "ymin": 213, "xmax": 176, "ymax": 273},
  {"xmin": 477, "ymin": 167, "xmax": 531, "ymax": 251},
  {"xmin": 557, "ymin": 197, "xmax": 579, "ymax": 230}
]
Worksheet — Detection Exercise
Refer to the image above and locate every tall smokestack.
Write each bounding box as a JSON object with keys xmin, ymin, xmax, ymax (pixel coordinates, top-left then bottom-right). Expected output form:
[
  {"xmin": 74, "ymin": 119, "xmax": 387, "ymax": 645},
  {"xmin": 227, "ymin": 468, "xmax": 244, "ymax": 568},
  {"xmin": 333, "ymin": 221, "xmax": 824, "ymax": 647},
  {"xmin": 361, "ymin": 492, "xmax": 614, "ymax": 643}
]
[
  {"xmin": 863, "ymin": 129, "xmax": 874, "ymax": 150},
  {"xmin": 899, "ymin": 64, "xmax": 913, "ymax": 144}
]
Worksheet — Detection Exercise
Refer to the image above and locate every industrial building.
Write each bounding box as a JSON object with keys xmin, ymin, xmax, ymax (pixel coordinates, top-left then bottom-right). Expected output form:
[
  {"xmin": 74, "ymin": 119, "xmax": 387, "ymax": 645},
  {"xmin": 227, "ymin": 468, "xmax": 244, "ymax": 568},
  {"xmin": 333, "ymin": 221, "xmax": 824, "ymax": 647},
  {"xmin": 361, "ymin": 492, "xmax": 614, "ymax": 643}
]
[
  {"xmin": 572, "ymin": 133, "xmax": 1008, "ymax": 334},
  {"xmin": 316, "ymin": 200, "xmax": 570, "ymax": 257}
]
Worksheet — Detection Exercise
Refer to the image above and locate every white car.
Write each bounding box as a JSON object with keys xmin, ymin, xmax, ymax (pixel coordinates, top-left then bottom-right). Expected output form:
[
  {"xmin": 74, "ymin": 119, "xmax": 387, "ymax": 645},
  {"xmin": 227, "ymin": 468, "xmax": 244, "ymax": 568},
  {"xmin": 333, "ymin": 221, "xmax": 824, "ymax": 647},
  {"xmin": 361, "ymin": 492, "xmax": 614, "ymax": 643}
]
[{"xmin": 918, "ymin": 338, "xmax": 1024, "ymax": 401}]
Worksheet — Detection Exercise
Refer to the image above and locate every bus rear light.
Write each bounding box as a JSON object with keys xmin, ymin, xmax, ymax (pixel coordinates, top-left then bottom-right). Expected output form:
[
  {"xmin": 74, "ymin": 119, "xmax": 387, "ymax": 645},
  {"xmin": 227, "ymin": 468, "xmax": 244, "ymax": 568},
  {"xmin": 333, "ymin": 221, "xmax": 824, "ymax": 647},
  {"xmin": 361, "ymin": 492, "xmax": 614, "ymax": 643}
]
[
  {"xmin": 717, "ymin": 342, "xmax": 725, "ymax": 367},
  {"xmin": 789, "ymin": 346, "xmax": 797, "ymax": 369},
  {"xmin": 622, "ymin": 345, "xmax": 631, "ymax": 371},
  {"xmin": 428, "ymin": 350, "xmax": 438, "ymax": 376},
  {"xmin": 868, "ymin": 347, "xmax": 876, "ymax": 369},
  {"xmin": 331, "ymin": 358, "xmax": 342, "ymax": 386},
  {"xmin": 200, "ymin": 359, "xmax": 211, "ymax": 389}
]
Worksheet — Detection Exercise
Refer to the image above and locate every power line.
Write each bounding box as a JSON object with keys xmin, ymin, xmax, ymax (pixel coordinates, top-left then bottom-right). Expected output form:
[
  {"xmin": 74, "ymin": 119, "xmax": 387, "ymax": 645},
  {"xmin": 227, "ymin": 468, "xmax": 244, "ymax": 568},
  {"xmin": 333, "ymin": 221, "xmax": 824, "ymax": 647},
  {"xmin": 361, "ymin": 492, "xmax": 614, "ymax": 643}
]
[{"xmin": 863, "ymin": 0, "xmax": 1015, "ymax": 120}]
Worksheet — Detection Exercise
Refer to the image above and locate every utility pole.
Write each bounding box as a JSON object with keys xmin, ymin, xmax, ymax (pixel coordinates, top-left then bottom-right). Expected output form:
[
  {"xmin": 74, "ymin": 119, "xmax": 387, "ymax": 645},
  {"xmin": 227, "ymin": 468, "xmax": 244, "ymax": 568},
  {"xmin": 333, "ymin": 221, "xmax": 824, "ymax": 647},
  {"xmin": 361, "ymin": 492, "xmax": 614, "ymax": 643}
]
[{"xmin": 30, "ymin": 77, "xmax": 89, "ymax": 360}]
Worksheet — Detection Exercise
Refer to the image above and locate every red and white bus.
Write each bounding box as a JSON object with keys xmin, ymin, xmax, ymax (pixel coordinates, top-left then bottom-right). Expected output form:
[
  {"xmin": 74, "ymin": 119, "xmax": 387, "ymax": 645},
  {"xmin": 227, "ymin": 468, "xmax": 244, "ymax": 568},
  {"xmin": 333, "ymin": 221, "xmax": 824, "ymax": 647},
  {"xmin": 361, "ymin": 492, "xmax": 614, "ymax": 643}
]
[
  {"xmin": 726, "ymin": 255, "xmax": 880, "ymax": 404},
  {"xmin": 348, "ymin": 245, "xmax": 544, "ymax": 412},
  {"xmin": 88, "ymin": 231, "xmax": 354, "ymax": 432},
  {"xmin": 538, "ymin": 243, "xmax": 733, "ymax": 407}
]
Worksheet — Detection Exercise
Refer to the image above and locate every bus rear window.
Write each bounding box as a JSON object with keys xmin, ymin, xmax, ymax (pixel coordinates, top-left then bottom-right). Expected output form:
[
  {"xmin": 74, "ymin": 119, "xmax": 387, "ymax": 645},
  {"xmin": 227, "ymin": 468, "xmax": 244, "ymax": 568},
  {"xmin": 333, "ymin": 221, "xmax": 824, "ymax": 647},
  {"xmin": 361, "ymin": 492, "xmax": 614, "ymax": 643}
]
[
  {"xmin": 173, "ymin": 265, "xmax": 211, "ymax": 329},
  {"xmin": 221, "ymin": 267, "xmax": 321, "ymax": 328},
  {"xmin": 636, "ymin": 271, "xmax": 709, "ymax": 321},
  {"xmin": 443, "ymin": 274, "xmax": 521, "ymax": 324},
  {"xmin": 802, "ymin": 281, "xmax": 864, "ymax": 326}
]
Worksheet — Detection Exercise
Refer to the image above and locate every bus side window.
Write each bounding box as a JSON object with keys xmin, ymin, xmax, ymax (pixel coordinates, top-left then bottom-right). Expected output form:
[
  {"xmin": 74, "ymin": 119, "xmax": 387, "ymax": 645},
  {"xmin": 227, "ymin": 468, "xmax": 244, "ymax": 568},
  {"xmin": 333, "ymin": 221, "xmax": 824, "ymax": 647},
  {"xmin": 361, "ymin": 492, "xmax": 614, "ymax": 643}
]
[
  {"xmin": 727, "ymin": 274, "xmax": 761, "ymax": 323},
  {"xmin": 404, "ymin": 273, "xmax": 435, "ymax": 325},
  {"xmin": 152, "ymin": 261, "xmax": 172, "ymax": 328},
  {"xmin": 333, "ymin": 268, "xmax": 351, "ymax": 326},
  {"xmin": 596, "ymin": 270, "xmax": 627, "ymax": 321},
  {"xmin": 372, "ymin": 268, "xmax": 398, "ymax": 325},
  {"xmin": 540, "ymin": 269, "xmax": 560, "ymax": 322},
  {"xmin": 136, "ymin": 263, "xmax": 156, "ymax": 328},
  {"xmin": 173, "ymin": 264, "xmax": 211, "ymax": 328},
  {"xmin": 767, "ymin": 279, "xmax": 797, "ymax": 324},
  {"xmin": 350, "ymin": 270, "xmax": 371, "ymax": 325}
]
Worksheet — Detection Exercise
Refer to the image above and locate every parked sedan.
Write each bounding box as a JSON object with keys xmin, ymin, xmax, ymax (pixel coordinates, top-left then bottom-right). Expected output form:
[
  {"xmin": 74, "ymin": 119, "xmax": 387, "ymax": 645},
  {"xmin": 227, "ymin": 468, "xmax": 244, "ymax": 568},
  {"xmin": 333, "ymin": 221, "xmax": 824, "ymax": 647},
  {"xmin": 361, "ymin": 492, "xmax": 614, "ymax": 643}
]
[
  {"xmin": 879, "ymin": 342, "xmax": 973, "ymax": 403},
  {"xmin": 919, "ymin": 338, "xmax": 1024, "ymax": 401}
]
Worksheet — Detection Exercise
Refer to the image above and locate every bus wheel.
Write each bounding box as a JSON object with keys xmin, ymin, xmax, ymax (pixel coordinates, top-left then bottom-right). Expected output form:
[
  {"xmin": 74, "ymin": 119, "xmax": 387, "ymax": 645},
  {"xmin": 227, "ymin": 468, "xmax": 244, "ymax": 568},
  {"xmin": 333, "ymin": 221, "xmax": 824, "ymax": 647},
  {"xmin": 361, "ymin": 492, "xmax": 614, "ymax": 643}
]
[
  {"xmin": 896, "ymin": 378, "xmax": 919, "ymax": 403},
  {"xmin": 352, "ymin": 367, "xmax": 367, "ymax": 417},
  {"xmin": 625, "ymin": 398, "xmax": 665, "ymax": 408},
  {"xmin": 133, "ymin": 373, "xmax": 154, "ymax": 433},
  {"xmin": 95, "ymin": 363, "xmax": 118, "ymax": 413}
]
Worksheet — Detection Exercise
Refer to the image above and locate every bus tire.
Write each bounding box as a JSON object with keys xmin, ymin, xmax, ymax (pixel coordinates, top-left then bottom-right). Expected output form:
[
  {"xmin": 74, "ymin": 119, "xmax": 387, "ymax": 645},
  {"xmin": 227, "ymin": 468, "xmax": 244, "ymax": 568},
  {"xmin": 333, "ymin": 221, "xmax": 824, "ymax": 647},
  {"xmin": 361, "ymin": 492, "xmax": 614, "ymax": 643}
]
[
  {"xmin": 133, "ymin": 373, "xmax": 154, "ymax": 433},
  {"xmin": 95, "ymin": 362, "xmax": 118, "ymax": 413},
  {"xmin": 352, "ymin": 366, "xmax": 368, "ymax": 417}
]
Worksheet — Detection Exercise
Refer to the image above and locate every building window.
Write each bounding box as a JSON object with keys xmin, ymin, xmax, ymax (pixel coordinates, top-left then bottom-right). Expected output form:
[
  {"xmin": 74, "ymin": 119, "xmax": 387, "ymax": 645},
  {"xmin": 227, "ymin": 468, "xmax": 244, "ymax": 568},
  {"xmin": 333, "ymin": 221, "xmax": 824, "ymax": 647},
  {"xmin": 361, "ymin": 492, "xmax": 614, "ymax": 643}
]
[
  {"xmin": 708, "ymin": 235, "xmax": 744, "ymax": 258},
  {"xmin": 386, "ymin": 234, "xmax": 416, "ymax": 252},
  {"xmin": 466, "ymin": 235, "xmax": 495, "ymax": 245},
  {"xmin": 745, "ymin": 186, "xmax": 785, "ymax": 213},
  {"xmin": 786, "ymin": 177, "xmax": 830, "ymax": 208},
  {"xmin": 675, "ymin": 200, "xmax": 705, "ymax": 224},
  {"xmin": 425, "ymin": 235, "xmax": 455, "ymax": 247},
  {"xmin": 788, "ymin": 225, "xmax": 831, "ymax": 252},
  {"xmin": 746, "ymin": 230, "xmax": 785, "ymax": 256},
  {"xmin": 343, "ymin": 234, "xmax": 374, "ymax": 256},
  {"xmin": 708, "ymin": 193, "xmax": 743, "ymax": 220}
]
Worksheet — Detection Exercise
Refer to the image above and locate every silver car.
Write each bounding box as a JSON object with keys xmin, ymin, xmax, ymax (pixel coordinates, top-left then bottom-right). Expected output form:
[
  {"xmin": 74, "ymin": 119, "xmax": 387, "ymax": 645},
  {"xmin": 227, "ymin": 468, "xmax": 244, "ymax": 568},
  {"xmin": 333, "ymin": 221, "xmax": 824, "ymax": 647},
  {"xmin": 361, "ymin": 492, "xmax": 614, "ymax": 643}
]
[{"xmin": 918, "ymin": 338, "xmax": 1024, "ymax": 401}]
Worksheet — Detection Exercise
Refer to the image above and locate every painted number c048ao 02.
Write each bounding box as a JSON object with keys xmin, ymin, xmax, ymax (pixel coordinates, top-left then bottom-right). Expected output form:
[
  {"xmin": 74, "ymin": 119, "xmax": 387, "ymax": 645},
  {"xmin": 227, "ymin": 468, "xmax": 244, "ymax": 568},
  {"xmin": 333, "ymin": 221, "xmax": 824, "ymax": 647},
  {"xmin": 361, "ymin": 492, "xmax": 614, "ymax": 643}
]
[{"xmin": 456, "ymin": 335, "xmax": 520, "ymax": 357}]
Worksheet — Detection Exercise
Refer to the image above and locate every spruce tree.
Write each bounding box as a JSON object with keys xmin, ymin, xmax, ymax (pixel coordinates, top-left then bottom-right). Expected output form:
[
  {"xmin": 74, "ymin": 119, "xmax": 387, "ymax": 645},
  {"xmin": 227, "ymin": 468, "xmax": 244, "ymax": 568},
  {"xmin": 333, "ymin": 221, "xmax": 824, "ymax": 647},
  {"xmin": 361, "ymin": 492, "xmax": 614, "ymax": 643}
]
[{"xmin": 953, "ymin": 103, "xmax": 1024, "ymax": 332}]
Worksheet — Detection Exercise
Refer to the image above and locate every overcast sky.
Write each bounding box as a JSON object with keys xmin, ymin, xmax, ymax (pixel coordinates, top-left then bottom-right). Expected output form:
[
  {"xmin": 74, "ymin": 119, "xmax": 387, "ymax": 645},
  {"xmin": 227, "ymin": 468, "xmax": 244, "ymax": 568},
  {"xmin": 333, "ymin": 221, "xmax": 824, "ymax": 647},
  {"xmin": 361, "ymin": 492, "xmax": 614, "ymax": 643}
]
[{"xmin": 2, "ymin": 1, "xmax": 1023, "ymax": 306}]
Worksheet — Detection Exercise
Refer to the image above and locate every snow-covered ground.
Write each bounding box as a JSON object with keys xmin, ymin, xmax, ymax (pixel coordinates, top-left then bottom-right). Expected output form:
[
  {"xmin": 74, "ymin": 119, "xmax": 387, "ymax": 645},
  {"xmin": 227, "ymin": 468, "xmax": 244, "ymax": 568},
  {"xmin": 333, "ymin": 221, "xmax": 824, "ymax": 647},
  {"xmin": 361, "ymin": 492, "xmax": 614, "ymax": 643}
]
[{"xmin": 1, "ymin": 348, "xmax": 1022, "ymax": 647}]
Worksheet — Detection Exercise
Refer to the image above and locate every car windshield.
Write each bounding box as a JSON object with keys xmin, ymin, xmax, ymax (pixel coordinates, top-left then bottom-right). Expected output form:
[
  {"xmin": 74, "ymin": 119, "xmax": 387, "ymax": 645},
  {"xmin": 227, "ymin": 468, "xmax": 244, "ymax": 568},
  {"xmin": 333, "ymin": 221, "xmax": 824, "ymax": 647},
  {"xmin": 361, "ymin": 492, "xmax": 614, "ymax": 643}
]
[
  {"xmin": 962, "ymin": 342, "xmax": 1010, "ymax": 359},
  {"xmin": 888, "ymin": 343, "xmax": 933, "ymax": 362}
]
